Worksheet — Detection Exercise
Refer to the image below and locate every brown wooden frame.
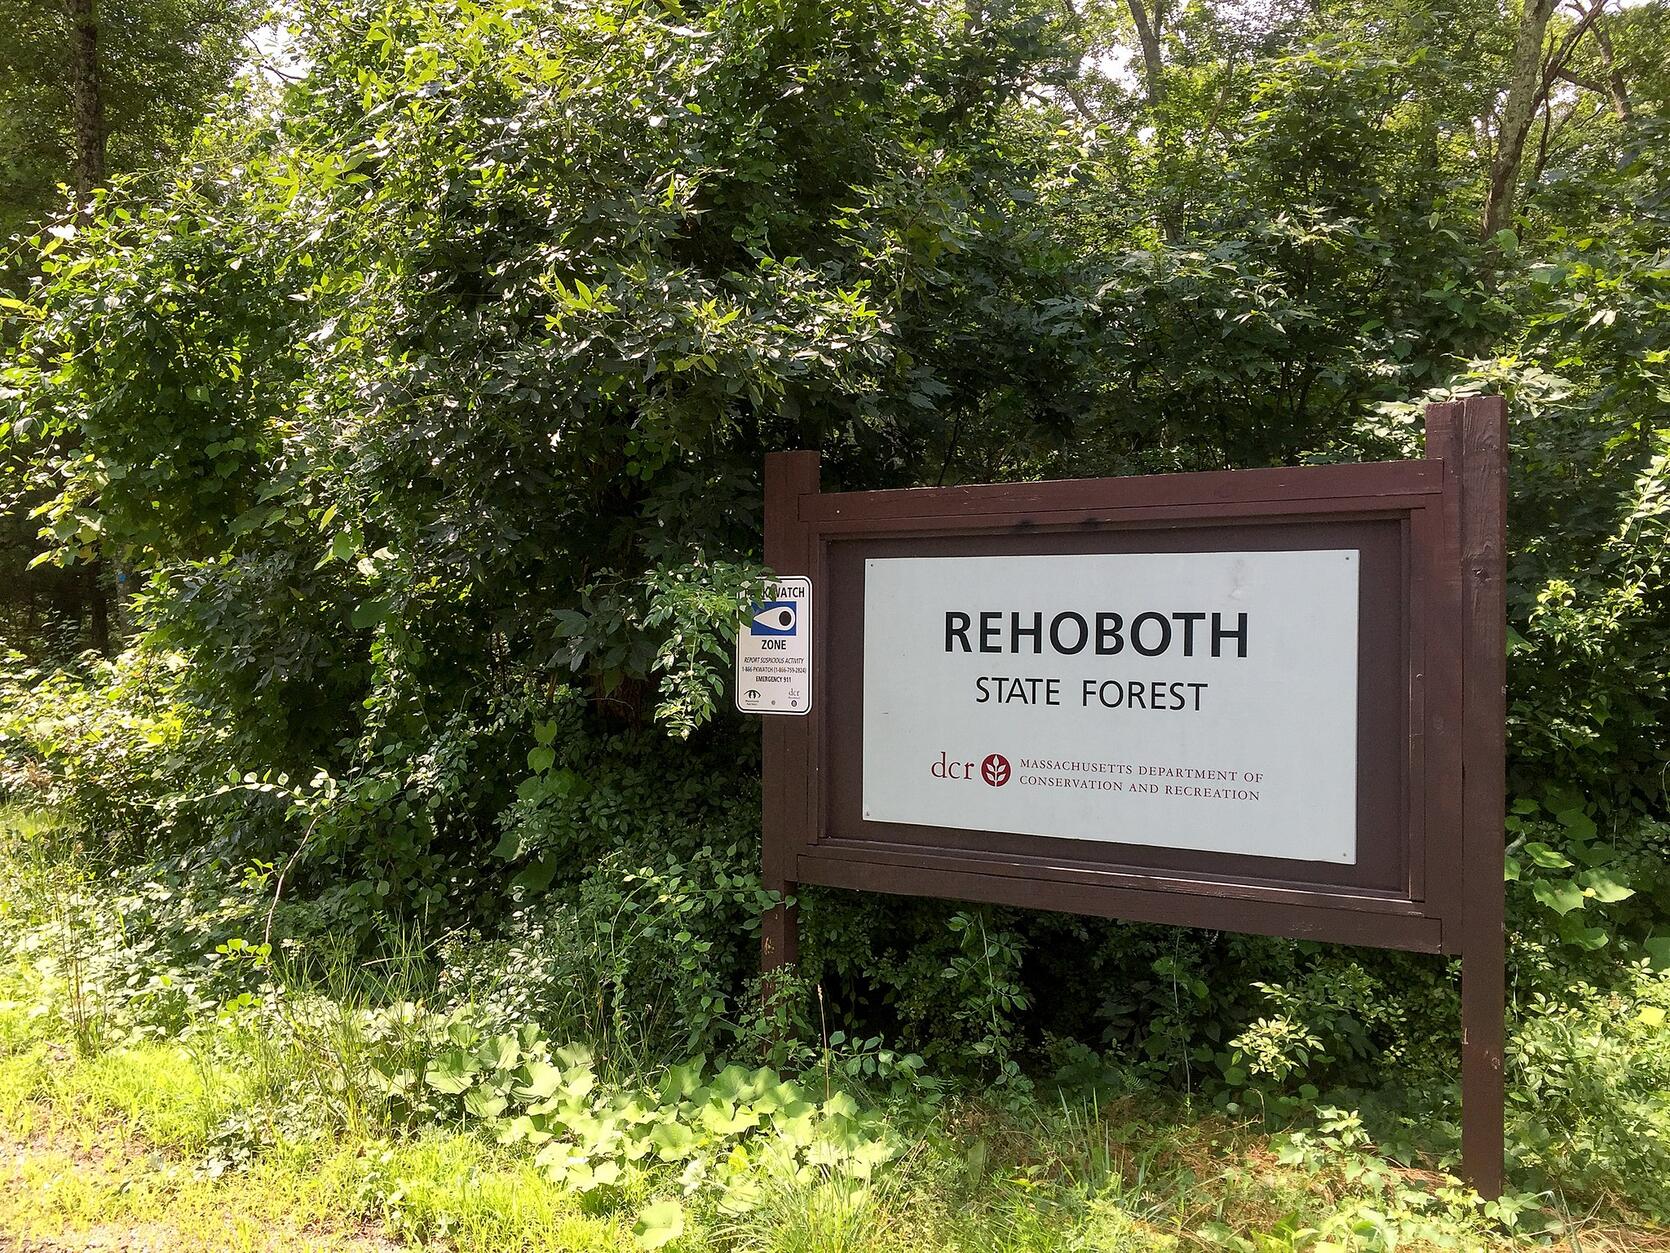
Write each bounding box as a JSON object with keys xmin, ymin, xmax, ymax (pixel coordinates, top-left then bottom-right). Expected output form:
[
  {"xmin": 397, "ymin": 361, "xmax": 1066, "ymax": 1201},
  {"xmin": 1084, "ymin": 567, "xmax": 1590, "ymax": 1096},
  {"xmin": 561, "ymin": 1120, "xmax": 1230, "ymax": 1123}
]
[{"xmin": 759, "ymin": 396, "xmax": 1506, "ymax": 1196}]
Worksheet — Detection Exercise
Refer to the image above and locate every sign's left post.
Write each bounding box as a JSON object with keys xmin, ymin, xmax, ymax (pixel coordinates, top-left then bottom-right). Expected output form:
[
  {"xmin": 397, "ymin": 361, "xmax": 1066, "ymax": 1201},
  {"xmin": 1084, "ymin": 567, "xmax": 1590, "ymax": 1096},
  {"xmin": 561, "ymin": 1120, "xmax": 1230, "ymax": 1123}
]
[{"xmin": 757, "ymin": 452, "xmax": 821, "ymax": 977}]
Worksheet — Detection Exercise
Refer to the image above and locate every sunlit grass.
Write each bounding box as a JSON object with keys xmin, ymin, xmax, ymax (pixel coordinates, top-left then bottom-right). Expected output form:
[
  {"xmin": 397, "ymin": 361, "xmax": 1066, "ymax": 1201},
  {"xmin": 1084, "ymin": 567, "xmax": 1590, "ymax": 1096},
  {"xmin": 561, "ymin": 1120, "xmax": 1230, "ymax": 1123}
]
[
  {"xmin": 3, "ymin": 813, "xmax": 1668, "ymax": 1252},
  {"xmin": 356, "ymin": 1133, "xmax": 636, "ymax": 1252},
  {"xmin": 0, "ymin": 1129, "xmax": 390, "ymax": 1252},
  {"xmin": 4, "ymin": 1029, "xmax": 1665, "ymax": 1253}
]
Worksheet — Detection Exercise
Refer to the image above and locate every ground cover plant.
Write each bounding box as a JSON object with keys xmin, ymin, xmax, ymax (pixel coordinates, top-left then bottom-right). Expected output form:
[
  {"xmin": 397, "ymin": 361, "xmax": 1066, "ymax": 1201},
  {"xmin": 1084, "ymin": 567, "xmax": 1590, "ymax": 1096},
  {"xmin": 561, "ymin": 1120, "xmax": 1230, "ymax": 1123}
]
[
  {"xmin": 1, "ymin": 0, "xmax": 1669, "ymax": 1246},
  {"xmin": 3, "ymin": 806, "xmax": 1666, "ymax": 1251}
]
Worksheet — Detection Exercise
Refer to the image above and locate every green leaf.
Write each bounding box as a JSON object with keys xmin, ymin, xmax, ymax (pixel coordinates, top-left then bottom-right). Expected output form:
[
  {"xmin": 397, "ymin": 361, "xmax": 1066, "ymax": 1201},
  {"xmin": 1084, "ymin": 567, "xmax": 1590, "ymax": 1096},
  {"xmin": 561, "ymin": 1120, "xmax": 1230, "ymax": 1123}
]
[
  {"xmin": 497, "ymin": 1114, "xmax": 536, "ymax": 1145},
  {"xmin": 479, "ymin": 1034, "xmax": 521, "ymax": 1071},
  {"xmin": 1522, "ymin": 842, "xmax": 1572, "ymax": 870},
  {"xmin": 822, "ymin": 1090, "xmax": 859, "ymax": 1120},
  {"xmin": 634, "ymin": 1198, "xmax": 685, "ymax": 1250},
  {"xmin": 752, "ymin": 1080, "xmax": 802, "ymax": 1114},
  {"xmin": 659, "ymin": 1058, "xmax": 706, "ymax": 1102},
  {"xmin": 697, "ymin": 1098, "xmax": 755, "ymax": 1135},
  {"xmin": 1556, "ymin": 915, "xmax": 1609, "ymax": 950},
  {"xmin": 1580, "ymin": 870, "xmax": 1634, "ymax": 903},
  {"xmin": 591, "ymin": 1159, "xmax": 622, "ymax": 1188},
  {"xmin": 709, "ymin": 1064, "xmax": 763, "ymax": 1104},
  {"xmin": 1531, "ymin": 880, "xmax": 1585, "ymax": 916},
  {"xmin": 424, "ymin": 1051, "xmax": 476, "ymax": 1094},
  {"xmin": 351, "ymin": 598, "xmax": 389, "ymax": 629},
  {"xmin": 527, "ymin": 746, "xmax": 556, "ymax": 773},
  {"xmin": 516, "ymin": 1061, "xmax": 563, "ymax": 1101},
  {"xmin": 650, "ymin": 1120, "xmax": 698, "ymax": 1160},
  {"xmin": 512, "ymin": 855, "xmax": 558, "ymax": 894},
  {"xmin": 554, "ymin": 1043, "xmax": 594, "ymax": 1069},
  {"xmin": 1555, "ymin": 808, "xmax": 1597, "ymax": 841},
  {"xmin": 463, "ymin": 1085, "xmax": 508, "ymax": 1118}
]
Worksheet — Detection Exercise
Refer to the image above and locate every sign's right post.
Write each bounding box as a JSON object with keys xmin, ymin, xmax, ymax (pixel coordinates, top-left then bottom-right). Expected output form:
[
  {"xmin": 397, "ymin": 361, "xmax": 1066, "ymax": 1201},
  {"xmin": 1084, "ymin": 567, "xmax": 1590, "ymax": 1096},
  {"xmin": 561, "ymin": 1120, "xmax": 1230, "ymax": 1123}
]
[{"xmin": 1427, "ymin": 395, "xmax": 1508, "ymax": 1199}]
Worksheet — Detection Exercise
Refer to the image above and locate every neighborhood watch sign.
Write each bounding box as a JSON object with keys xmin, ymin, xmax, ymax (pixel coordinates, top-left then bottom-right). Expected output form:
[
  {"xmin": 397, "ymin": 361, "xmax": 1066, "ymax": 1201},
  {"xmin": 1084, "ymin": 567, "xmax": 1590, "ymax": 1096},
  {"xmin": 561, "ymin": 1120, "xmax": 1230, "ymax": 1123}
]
[{"xmin": 861, "ymin": 551, "xmax": 1361, "ymax": 864}]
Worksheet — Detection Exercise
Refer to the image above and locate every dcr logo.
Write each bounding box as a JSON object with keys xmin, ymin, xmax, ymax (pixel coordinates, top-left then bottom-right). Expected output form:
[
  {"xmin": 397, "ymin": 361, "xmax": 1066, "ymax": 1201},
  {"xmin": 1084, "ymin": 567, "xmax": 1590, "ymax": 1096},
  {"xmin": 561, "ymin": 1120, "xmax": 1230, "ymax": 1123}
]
[{"xmin": 931, "ymin": 751, "xmax": 1010, "ymax": 787}]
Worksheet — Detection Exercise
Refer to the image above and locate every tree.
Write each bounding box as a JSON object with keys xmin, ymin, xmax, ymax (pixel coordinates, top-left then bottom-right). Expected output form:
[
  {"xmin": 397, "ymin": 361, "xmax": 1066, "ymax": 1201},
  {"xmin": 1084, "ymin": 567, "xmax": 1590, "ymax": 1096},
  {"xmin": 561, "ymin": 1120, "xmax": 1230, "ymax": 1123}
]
[
  {"xmin": 1481, "ymin": 0, "xmax": 1632, "ymax": 243},
  {"xmin": 1482, "ymin": 0, "xmax": 1558, "ymax": 242},
  {"xmin": 0, "ymin": 0, "xmax": 262, "ymax": 239},
  {"xmin": 65, "ymin": 0, "xmax": 106, "ymax": 202},
  {"xmin": 3, "ymin": 0, "xmax": 1668, "ymax": 1092},
  {"xmin": 0, "ymin": 0, "xmax": 264, "ymax": 655}
]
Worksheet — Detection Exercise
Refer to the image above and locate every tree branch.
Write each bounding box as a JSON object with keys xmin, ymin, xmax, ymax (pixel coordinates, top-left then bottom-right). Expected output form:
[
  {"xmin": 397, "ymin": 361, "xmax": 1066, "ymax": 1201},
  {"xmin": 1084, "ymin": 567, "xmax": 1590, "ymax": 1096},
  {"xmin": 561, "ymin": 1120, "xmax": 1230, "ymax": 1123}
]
[
  {"xmin": 1533, "ymin": 0, "xmax": 1608, "ymax": 115},
  {"xmin": 1553, "ymin": 66, "xmax": 1606, "ymax": 93},
  {"xmin": 1591, "ymin": 17, "xmax": 1633, "ymax": 122}
]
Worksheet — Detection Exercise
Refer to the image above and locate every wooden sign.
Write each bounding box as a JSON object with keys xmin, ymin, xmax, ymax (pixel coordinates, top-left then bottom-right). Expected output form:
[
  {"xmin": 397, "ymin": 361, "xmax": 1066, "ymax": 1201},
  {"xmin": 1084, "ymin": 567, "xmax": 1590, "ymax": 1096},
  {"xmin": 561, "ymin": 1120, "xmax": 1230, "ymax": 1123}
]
[{"xmin": 756, "ymin": 396, "xmax": 1507, "ymax": 1196}]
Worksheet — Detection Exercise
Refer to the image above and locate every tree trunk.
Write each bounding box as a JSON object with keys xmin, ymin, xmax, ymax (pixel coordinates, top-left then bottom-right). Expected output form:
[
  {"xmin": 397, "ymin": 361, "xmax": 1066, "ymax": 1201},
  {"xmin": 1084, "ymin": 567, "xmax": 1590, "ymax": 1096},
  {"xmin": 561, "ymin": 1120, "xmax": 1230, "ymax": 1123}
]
[
  {"xmin": 66, "ymin": 0, "xmax": 105, "ymax": 202},
  {"xmin": 66, "ymin": 0, "xmax": 117, "ymax": 652},
  {"xmin": 1592, "ymin": 19, "xmax": 1633, "ymax": 123},
  {"xmin": 1481, "ymin": 0, "xmax": 1557, "ymax": 241},
  {"xmin": 1127, "ymin": 0, "xmax": 1183, "ymax": 240},
  {"xmin": 86, "ymin": 564, "xmax": 109, "ymax": 654},
  {"xmin": 1126, "ymin": 0, "xmax": 1165, "ymax": 107}
]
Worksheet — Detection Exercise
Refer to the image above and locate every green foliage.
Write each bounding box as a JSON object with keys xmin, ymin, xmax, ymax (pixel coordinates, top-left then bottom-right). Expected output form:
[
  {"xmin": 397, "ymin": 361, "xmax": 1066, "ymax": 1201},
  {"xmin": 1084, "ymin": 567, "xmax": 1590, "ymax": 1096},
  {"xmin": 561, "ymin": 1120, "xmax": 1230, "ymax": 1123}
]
[
  {"xmin": 0, "ymin": 645, "xmax": 199, "ymax": 849},
  {"xmin": 1508, "ymin": 964, "xmax": 1670, "ymax": 1212},
  {"xmin": 0, "ymin": 2, "xmax": 269, "ymax": 659},
  {"xmin": 4, "ymin": 0, "xmax": 1051, "ymax": 734},
  {"xmin": 9, "ymin": 806, "xmax": 1670, "ymax": 1244},
  {"xmin": 366, "ymin": 1016, "xmax": 901, "ymax": 1236},
  {"xmin": 1505, "ymin": 799, "xmax": 1657, "ymax": 955},
  {"xmin": 2, "ymin": 0, "xmax": 1670, "ymax": 1229},
  {"xmin": 0, "ymin": 0, "xmax": 263, "ymax": 240},
  {"xmin": 436, "ymin": 852, "xmax": 777, "ymax": 1072}
]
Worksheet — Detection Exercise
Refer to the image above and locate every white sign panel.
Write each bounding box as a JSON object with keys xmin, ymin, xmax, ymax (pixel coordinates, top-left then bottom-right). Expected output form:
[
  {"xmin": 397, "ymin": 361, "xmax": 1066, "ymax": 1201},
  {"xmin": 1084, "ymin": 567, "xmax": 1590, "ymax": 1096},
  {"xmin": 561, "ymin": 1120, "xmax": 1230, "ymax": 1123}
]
[
  {"xmin": 862, "ymin": 552, "xmax": 1359, "ymax": 863},
  {"xmin": 737, "ymin": 577, "xmax": 812, "ymax": 715}
]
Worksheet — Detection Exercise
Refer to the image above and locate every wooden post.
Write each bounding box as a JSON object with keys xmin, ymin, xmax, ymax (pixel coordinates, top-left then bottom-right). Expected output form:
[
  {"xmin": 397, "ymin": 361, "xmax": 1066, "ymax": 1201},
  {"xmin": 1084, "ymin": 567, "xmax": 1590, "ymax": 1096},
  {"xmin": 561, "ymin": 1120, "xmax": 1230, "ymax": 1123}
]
[
  {"xmin": 1455, "ymin": 395, "xmax": 1509, "ymax": 1199},
  {"xmin": 760, "ymin": 451, "xmax": 819, "ymax": 977}
]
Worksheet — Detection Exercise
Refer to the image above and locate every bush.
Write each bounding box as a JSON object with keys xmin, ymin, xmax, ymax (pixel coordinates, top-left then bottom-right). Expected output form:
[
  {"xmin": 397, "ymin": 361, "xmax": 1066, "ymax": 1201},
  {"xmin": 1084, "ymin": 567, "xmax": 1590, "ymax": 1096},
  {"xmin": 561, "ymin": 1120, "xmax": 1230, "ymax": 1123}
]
[
  {"xmin": 436, "ymin": 840, "xmax": 779, "ymax": 1076},
  {"xmin": 1508, "ymin": 963, "xmax": 1670, "ymax": 1210},
  {"xmin": 0, "ymin": 645, "xmax": 202, "ymax": 852}
]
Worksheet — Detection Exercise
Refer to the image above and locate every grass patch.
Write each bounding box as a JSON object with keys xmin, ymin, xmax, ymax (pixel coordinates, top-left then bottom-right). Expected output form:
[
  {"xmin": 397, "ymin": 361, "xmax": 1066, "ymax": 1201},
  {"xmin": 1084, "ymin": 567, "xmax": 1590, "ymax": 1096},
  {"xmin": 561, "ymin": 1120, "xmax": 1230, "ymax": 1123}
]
[
  {"xmin": 2, "ymin": 807, "xmax": 1669, "ymax": 1251},
  {"xmin": 2, "ymin": 1023, "xmax": 1667, "ymax": 1251},
  {"xmin": 354, "ymin": 1134, "xmax": 636, "ymax": 1251},
  {"xmin": 0, "ymin": 1123, "xmax": 394, "ymax": 1252}
]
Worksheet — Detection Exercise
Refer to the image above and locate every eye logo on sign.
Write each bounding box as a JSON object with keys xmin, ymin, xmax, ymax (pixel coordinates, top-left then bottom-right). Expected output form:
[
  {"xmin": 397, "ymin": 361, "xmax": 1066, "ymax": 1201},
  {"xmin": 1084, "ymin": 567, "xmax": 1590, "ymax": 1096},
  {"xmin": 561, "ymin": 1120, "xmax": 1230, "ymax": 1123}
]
[{"xmin": 751, "ymin": 602, "xmax": 799, "ymax": 636}]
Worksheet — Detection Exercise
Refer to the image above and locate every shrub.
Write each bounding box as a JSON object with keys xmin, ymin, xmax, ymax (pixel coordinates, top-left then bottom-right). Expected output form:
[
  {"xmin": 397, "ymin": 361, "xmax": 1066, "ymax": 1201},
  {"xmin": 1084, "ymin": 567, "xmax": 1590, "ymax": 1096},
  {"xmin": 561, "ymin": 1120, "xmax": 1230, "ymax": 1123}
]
[
  {"xmin": 0, "ymin": 645, "xmax": 200, "ymax": 851},
  {"xmin": 1508, "ymin": 963, "xmax": 1670, "ymax": 1211}
]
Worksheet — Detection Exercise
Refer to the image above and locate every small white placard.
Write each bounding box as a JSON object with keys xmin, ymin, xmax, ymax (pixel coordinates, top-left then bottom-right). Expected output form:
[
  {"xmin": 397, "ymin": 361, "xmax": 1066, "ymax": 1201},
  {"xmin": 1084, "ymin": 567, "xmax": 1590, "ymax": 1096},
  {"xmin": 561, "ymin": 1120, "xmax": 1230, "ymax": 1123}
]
[
  {"xmin": 736, "ymin": 577, "xmax": 812, "ymax": 715},
  {"xmin": 862, "ymin": 551, "xmax": 1359, "ymax": 863}
]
